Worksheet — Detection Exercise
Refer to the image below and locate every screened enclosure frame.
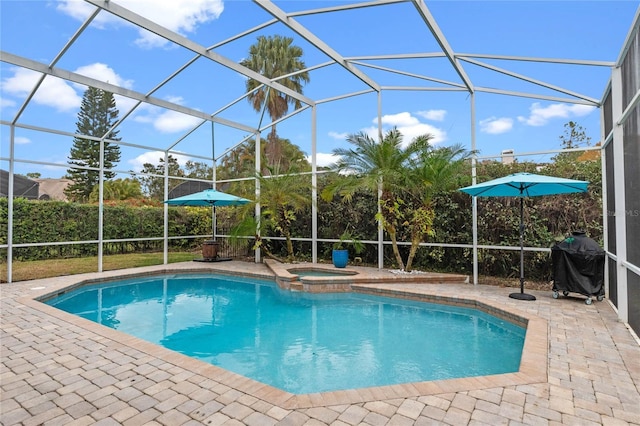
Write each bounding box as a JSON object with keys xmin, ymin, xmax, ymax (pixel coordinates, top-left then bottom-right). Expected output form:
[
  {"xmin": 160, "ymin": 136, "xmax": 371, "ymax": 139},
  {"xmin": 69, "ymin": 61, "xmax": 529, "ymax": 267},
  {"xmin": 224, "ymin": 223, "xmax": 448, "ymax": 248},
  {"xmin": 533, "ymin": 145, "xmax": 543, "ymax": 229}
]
[{"xmin": 1, "ymin": 1, "xmax": 639, "ymax": 332}]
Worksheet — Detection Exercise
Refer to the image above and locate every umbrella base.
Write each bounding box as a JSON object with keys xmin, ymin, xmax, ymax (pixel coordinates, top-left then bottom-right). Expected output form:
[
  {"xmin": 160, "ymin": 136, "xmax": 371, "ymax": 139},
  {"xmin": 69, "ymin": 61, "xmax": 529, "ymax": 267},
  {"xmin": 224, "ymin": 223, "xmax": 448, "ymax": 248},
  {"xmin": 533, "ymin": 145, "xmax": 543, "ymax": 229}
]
[
  {"xmin": 193, "ymin": 257, "xmax": 233, "ymax": 263},
  {"xmin": 202, "ymin": 240, "xmax": 219, "ymax": 259},
  {"xmin": 509, "ymin": 292, "xmax": 537, "ymax": 301}
]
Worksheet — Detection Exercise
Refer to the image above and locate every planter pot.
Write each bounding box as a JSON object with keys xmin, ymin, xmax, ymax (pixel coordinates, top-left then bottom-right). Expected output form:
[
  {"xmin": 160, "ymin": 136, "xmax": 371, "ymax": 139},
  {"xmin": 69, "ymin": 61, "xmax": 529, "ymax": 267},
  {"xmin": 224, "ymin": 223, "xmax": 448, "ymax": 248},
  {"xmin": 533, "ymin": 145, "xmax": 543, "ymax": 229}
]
[
  {"xmin": 202, "ymin": 240, "xmax": 219, "ymax": 259},
  {"xmin": 332, "ymin": 249, "xmax": 349, "ymax": 268}
]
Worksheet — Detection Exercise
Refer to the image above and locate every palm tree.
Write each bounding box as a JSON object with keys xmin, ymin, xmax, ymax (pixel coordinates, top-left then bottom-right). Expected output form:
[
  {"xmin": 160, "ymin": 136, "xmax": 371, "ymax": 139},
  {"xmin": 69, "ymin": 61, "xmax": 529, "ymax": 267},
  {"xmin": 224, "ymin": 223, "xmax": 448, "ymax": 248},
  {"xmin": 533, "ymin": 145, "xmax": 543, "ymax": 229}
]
[
  {"xmin": 323, "ymin": 128, "xmax": 473, "ymax": 271},
  {"xmin": 322, "ymin": 128, "xmax": 429, "ymax": 269},
  {"xmin": 89, "ymin": 178, "xmax": 143, "ymax": 202},
  {"xmin": 240, "ymin": 35, "xmax": 310, "ymax": 167},
  {"xmin": 217, "ymin": 137, "xmax": 310, "ymax": 181},
  {"xmin": 232, "ymin": 165, "xmax": 311, "ymax": 262},
  {"xmin": 401, "ymin": 143, "xmax": 472, "ymax": 271}
]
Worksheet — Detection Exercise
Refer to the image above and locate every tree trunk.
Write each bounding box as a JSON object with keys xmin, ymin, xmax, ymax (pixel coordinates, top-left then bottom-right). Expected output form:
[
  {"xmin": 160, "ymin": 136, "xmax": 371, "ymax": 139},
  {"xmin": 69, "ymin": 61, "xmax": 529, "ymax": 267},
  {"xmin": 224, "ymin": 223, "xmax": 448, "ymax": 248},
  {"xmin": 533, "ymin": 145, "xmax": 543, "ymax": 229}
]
[
  {"xmin": 285, "ymin": 233, "xmax": 294, "ymax": 261},
  {"xmin": 265, "ymin": 128, "xmax": 282, "ymax": 169},
  {"xmin": 405, "ymin": 206, "xmax": 434, "ymax": 272},
  {"xmin": 387, "ymin": 228, "xmax": 405, "ymax": 270},
  {"xmin": 404, "ymin": 237, "xmax": 421, "ymax": 272},
  {"xmin": 254, "ymin": 235, "xmax": 286, "ymax": 263}
]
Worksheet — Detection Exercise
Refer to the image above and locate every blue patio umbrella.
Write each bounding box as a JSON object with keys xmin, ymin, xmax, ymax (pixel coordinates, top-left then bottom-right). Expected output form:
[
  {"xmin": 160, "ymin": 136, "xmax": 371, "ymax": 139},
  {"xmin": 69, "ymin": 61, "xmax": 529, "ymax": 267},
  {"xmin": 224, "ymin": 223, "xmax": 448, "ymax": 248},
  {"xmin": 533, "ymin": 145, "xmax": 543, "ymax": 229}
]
[
  {"xmin": 459, "ymin": 172, "xmax": 589, "ymax": 301},
  {"xmin": 164, "ymin": 189, "xmax": 251, "ymax": 240}
]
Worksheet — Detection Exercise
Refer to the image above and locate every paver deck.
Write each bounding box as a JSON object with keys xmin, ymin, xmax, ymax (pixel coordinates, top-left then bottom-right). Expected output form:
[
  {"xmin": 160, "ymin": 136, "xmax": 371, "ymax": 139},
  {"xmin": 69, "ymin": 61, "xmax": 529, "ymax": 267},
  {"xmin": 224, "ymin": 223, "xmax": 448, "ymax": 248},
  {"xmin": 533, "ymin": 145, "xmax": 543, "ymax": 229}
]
[{"xmin": 2, "ymin": 261, "xmax": 639, "ymax": 425}]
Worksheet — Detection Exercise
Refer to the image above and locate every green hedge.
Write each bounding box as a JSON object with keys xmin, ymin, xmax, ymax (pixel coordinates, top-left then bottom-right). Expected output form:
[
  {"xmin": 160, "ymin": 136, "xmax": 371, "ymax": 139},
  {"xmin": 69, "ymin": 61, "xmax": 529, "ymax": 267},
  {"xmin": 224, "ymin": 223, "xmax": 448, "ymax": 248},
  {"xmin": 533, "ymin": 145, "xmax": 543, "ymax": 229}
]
[
  {"xmin": 0, "ymin": 199, "xmax": 212, "ymax": 261},
  {"xmin": 1, "ymin": 157, "xmax": 603, "ymax": 280},
  {"xmin": 291, "ymin": 159, "xmax": 603, "ymax": 280}
]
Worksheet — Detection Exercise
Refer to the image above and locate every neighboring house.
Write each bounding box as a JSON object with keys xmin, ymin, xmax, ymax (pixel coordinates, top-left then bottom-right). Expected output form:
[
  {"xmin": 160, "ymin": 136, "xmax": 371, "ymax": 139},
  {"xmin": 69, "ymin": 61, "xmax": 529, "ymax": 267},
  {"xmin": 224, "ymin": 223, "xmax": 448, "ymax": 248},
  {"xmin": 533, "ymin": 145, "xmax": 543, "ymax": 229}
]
[
  {"xmin": 501, "ymin": 149, "xmax": 515, "ymax": 165},
  {"xmin": 34, "ymin": 178, "xmax": 71, "ymax": 201},
  {"xmin": 0, "ymin": 170, "xmax": 39, "ymax": 199},
  {"xmin": 0, "ymin": 170, "xmax": 71, "ymax": 200}
]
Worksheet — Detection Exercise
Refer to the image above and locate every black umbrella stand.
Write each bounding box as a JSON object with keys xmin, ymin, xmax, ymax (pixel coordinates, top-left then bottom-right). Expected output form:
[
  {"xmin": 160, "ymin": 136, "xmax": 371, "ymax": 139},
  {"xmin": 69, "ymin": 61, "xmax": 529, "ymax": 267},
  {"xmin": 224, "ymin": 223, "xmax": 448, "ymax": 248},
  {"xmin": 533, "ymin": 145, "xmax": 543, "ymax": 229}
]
[{"xmin": 509, "ymin": 197, "xmax": 536, "ymax": 301}]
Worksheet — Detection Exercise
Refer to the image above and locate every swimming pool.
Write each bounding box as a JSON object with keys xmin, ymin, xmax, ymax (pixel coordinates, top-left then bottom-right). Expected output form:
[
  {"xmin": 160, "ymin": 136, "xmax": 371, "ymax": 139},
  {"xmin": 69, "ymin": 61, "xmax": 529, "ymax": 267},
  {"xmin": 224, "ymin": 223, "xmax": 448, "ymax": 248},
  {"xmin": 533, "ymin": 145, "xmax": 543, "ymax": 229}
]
[{"xmin": 45, "ymin": 273, "xmax": 526, "ymax": 394}]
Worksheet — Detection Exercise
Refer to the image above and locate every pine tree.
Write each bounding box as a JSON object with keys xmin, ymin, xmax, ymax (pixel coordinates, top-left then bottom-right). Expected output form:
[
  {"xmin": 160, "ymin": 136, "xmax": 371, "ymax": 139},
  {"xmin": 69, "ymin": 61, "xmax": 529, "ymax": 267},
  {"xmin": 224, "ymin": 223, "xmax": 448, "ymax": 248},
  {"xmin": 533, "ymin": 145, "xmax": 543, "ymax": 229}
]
[
  {"xmin": 552, "ymin": 121, "xmax": 593, "ymax": 164},
  {"xmin": 65, "ymin": 87, "xmax": 121, "ymax": 202}
]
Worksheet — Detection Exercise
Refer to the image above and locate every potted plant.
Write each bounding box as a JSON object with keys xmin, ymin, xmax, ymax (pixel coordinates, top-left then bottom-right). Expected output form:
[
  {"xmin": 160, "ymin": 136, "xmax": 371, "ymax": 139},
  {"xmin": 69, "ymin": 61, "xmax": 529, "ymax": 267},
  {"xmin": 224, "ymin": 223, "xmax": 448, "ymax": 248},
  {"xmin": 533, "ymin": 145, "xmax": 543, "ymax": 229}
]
[{"xmin": 332, "ymin": 230, "xmax": 364, "ymax": 268}]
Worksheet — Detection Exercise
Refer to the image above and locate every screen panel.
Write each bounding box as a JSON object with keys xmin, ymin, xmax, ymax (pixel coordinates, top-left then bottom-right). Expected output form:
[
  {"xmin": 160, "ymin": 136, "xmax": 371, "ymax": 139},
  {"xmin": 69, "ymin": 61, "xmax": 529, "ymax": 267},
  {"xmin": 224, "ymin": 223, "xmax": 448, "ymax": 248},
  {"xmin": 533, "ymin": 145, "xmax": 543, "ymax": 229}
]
[
  {"xmin": 621, "ymin": 29, "xmax": 640, "ymax": 110},
  {"xmin": 608, "ymin": 258, "xmax": 618, "ymax": 307},
  {"xmin": 603, "ymin": 91, "xmax": 613, "ymax": 138},
  {"xmin": 605, "ymin": 141, "xmax": 617, "ymax": 255},
  {"xmin": 627, "ymin": 269, "xmax": 640, "ymax": 335},
  {"xmin": 624, "ymin": 105, "xmax": 640, "ymax": 266}
]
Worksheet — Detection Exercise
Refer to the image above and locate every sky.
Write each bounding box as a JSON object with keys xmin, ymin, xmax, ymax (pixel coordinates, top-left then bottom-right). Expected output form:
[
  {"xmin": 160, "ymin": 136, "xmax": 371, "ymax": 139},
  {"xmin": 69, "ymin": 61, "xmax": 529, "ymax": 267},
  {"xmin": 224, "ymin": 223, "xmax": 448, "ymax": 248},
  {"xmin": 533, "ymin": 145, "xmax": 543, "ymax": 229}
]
[{"xmin": 1, "ymin": 0, "xmax": 638, "ymax": 180}]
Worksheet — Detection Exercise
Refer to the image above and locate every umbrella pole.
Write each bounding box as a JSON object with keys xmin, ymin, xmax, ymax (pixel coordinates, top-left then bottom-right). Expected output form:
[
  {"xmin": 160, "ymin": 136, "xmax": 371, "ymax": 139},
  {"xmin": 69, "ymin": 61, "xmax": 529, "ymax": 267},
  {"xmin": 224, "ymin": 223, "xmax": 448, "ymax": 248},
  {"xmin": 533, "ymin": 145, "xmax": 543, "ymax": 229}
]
[
  {"xmin": 520, "ymin": 196, "xmax": 524, "ymax": 292},
  {"xmin": 202, "ymin": 205, "xmax": 219, "ymax": 261},
  {"xmin": 212, "ymin": 206, "xmax": 216, "ymax": 241},
  {"xmin": 509, "ymin": 197, "xmax": 536, "ymax": 301}
]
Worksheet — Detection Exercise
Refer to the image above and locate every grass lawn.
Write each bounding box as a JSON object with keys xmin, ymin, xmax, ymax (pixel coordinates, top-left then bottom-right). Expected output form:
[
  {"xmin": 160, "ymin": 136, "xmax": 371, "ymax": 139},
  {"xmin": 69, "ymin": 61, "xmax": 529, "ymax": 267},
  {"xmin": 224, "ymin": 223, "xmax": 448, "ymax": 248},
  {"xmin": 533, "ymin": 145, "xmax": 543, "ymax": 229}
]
[
  {"xmin": 1, "ymin": 253, "xmax": 549, "ymax": 291},
  {"xmin": 0, "ymin": 252, "xmax": 198, "ymax": 283}
]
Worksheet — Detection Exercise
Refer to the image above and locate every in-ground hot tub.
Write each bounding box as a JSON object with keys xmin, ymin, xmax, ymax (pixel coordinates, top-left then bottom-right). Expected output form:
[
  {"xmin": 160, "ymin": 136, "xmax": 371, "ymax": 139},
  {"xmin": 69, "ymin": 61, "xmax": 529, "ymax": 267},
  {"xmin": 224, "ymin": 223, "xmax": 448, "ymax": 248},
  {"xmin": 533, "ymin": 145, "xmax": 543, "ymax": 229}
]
[
  {"xmin": 265, "ymin": 260, "xmax": 360, "ymax": 292},
  {"xmin": 287, "ymin": 266, "xmax": 358, "ymax": 277}
]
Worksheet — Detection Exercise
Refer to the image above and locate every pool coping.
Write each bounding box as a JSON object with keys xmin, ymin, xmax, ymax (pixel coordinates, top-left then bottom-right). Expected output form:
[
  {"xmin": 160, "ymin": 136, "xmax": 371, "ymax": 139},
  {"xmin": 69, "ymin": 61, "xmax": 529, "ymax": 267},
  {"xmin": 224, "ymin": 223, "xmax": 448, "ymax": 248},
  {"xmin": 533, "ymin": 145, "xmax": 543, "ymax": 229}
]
[{"xmin": 19, "ymin": 263, "xmax": 548, "ymax": 409}]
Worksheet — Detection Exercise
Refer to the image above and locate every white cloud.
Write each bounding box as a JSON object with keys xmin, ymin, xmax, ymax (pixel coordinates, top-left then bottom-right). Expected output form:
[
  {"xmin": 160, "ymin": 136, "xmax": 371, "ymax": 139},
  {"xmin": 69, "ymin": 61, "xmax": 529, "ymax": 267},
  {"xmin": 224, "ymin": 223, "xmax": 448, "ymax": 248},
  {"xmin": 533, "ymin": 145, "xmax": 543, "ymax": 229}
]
[
  {"xmin": 128, "ymin": 150, "xmax": 191, "ymax": 172},
  {"xmin": 56, "ymin": 0, "xmax": 102, "ymax": 25},
  {"xmin": 328, "ymin": 131, "xmax": 348, "ymax": 140},
  {"xmin": 73, "ymin": 63, "xmax": 134, "ymax": 90},
  {"xmin": 307, "ymin": 152, "xmax": 340, "ymax": 168},
  {"xmin": 134, "ymin": 98, "xmax": 203, "ymax": 133},
  {"xmin": 1, "ymin": 68, "xmax": 81, "ymax": 112},
  {"xmin": 113, "ymin": 96, "xmax": 140, "ymax": 115},
  {"xmin": 416, "ymin": 109, "xmax": 446, "ymax": 121},
  {"xmin": 57, "ymin": 0, "xmax": 224, "ymax": 49},
  {"xmin": 1, "ymin": 63, "xmax": 138, "ymax": 113},
  {"xmin": 165, "ymin": 95, "xmax": 186, "ymax": 104},
  {"xmin": 359, "ymin": 112, "xmax": 446, "ymax": 146},
  {"xmin": 0, "ymin": 97, "xmax": 16, "ymax": 109},
  {"xmin": 15, "ymin": 136, "xmax": 31, "ymax": 145},
  {"xmin": 479, "ymin": 117, "xmax": 514, "ymax": 134},
  {"xmin": 72, "ymin": 63, "xmax": 138, "ymax": 112},
  {"xmin": 132, "ymin": 111, "xmax": 154, "ymax": 125},
  {"xmin": 154, "ymin": 110, "xmax": 203, "ymax": 133},
  {"xmin": 378, "ymin": 112, "xmax": 419, "ymax": 127},
  {"xmin": 517, "ymin": 102, "xmax": 596, "ymax": 126}
]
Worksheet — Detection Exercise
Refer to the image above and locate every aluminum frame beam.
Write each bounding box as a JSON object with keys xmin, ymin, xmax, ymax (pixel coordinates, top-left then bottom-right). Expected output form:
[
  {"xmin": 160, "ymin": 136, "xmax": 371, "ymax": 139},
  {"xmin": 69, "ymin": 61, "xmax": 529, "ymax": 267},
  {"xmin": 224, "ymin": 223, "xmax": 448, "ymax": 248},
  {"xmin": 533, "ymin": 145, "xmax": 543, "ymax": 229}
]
[
  {"xmin": 410, "ymin": 0, "xmax": 474, "ymax": 92},
  {"xmin": 474, "ymin": 86, "xmax": 600, "ymax": 106},
  {"xmin": 254, "ymin": 0, "xmax": 381, "ymax": 92},
  {"xmin": 10, "ymin": 8, "xmax": 101, "ymax": 125},
  {"xmin": 351, "ymin": 61, "xmax": 466, "ymax": 88},
  {"xmin": 0, "ymin": 52, "xmax": 257, "ymax": 134},
  {"xmin": 456, "ymin": 53, "xmax": 615, "ymax": 67},
  {"xmin": 85, "ymin": 0, "xmax": 314, "ymax": 107},
  {"xmin": 288, "ymin": 0, "xmax": 407, "ymax": 17},
  {"xmin": 459, "ymin": 57, "xmax": 600, "ymax": 104}
]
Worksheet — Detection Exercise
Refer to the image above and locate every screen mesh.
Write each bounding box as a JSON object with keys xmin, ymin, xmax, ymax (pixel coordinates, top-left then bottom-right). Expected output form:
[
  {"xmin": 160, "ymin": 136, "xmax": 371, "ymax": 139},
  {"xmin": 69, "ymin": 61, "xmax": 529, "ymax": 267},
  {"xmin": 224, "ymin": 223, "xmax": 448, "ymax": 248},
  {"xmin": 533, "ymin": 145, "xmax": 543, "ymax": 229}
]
[
  {"xmin": 603, "ymin": 91, "xmax": 613, "ymax": 138},
  {"xmin": 624, "ymin": 105, "xmax": 640, "ymax": 266},
  {"xmin": 621, "ymin": 29, "xmax": 639, "ymax": 109},
  {"xmin": 605, "ymin": 141, "xmax": 617, "ymax": 255}
]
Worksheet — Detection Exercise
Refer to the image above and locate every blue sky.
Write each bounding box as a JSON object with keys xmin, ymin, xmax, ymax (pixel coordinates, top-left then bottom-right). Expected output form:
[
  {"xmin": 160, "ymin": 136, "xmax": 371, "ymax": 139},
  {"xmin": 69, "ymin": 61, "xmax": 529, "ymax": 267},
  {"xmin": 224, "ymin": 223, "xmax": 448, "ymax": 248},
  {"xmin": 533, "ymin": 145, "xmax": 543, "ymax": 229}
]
[{"xmin": 1, "ymin": 0, "xmax": 638, "ymax": 179}]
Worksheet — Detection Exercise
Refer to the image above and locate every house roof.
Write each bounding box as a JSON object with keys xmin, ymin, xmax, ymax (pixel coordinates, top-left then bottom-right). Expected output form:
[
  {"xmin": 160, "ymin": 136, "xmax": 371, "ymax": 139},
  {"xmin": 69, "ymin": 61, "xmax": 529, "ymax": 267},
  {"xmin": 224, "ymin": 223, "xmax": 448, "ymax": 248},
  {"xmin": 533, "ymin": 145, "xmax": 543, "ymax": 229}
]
[{"xmin": 34, "ymin": 178, "xmax": 72, "ymax": 201}]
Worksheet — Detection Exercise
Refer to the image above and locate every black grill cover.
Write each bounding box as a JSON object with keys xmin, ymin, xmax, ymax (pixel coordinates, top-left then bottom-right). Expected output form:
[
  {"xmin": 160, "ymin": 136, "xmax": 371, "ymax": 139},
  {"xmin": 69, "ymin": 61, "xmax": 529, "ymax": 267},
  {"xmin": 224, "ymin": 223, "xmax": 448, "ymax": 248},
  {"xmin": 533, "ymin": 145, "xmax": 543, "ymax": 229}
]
[{"xmin": 551, "ymin": 231, "xmax": 605, "ymax": 297}]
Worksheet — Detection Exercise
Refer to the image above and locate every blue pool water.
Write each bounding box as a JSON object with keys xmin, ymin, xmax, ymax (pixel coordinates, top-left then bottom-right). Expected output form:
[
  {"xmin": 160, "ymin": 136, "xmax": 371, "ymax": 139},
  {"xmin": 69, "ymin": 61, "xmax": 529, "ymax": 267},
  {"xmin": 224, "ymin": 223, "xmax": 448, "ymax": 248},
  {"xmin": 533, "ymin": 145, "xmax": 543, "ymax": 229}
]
[{"xmin": 46, "ymin": 274, "xmax": 525, "ymax": 394}]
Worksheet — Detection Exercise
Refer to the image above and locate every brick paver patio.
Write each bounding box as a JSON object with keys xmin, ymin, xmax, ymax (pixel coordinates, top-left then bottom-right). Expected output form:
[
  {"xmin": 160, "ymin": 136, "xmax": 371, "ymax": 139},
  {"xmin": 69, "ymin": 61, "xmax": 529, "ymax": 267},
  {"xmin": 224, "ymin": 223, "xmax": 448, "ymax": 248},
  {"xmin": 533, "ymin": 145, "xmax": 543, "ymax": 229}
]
[{"xmin": 2, "ymin": 261, "xmax": 639, "ymax": 425}]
